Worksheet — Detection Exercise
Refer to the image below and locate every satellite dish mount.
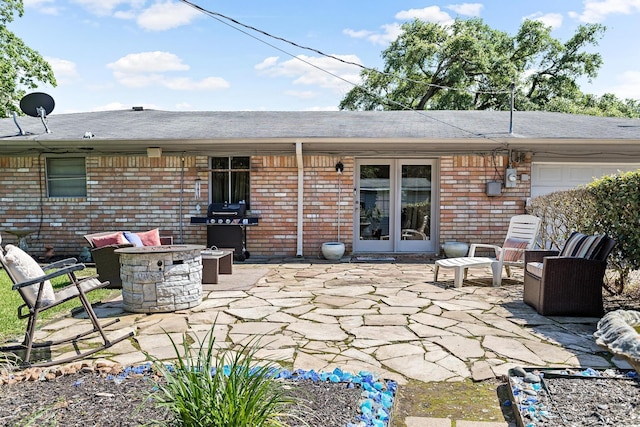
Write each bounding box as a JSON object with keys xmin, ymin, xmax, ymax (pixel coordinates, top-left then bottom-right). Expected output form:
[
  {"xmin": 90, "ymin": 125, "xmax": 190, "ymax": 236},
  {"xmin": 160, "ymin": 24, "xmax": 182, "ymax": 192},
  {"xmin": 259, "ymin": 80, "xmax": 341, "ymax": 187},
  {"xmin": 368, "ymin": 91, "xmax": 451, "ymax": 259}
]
[{"xmin": 19, "ymin": 92, "xmax": 55, "ymax": 134}]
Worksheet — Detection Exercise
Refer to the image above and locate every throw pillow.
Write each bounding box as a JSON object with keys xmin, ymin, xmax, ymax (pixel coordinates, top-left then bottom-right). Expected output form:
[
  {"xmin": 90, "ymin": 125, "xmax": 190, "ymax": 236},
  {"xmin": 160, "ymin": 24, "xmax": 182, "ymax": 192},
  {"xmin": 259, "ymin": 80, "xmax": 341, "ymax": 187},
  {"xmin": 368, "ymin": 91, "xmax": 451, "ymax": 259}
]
[
  {"xmin": 502, "ymin": 238, "xmax": 529, "ymax": 262},
  {"xmin": 560, "ymin": 232, "xmax": 605, "ymax": 259},
  {"xmin": 123, "ymin": 231, "xmax": 144, "ymax": 247},
  {"xmin": 137, "ymin": 228, "xmax": 161, "ymax": 246},
  {"xmin": 3, "ymin": 244, "xmax": 56, "ymax": 307},
  {"xmin": 92, "ymin": 232, "xmax": 128, "ymax": 248}
]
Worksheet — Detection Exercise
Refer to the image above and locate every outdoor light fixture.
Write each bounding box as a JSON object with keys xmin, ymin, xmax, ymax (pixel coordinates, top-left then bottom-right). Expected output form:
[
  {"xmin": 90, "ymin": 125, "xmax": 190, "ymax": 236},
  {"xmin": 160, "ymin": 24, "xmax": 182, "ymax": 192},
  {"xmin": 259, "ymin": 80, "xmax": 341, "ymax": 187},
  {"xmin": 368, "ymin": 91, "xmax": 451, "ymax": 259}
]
[
  {"xmin": 335, "ymin": 161, "xmax": 344, "ymax": 174},
  {"xmin": 147, "ymin": 147, "xmax": 162, "ymax": 158}
]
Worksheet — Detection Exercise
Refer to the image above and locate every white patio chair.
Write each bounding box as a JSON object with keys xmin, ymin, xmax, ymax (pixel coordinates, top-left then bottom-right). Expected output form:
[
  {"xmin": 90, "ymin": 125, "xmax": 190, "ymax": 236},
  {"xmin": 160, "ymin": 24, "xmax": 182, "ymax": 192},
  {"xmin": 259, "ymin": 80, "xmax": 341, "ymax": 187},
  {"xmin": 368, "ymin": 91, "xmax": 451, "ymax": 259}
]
[
  {"xmin": 434, "ymin": 215, "xmax": 541, "ymax": 288},
  {"xmin": 468, "ymin": 214, "xmax": 542, "ymax": 279}
]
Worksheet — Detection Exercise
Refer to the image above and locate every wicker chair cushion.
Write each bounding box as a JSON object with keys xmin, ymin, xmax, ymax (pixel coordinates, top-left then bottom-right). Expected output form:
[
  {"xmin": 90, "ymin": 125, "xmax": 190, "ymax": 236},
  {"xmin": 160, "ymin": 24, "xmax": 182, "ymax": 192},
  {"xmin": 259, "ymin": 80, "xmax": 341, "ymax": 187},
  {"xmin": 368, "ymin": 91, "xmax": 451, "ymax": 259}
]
[
  {"xmin": 526, "ymin": 261, "xmax": 544, "ymax": 278},
  {"xmin": 559, "ymin": 232, "xmax": 605, "ymax": 259}
]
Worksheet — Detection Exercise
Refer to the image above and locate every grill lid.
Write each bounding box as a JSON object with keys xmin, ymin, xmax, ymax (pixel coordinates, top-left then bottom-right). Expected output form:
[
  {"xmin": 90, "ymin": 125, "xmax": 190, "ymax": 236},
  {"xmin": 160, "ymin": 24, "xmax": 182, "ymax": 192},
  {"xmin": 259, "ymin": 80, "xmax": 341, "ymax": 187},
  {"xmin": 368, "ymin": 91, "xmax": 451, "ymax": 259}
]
[{"xmin": 208, "ymin": 202, "xmax": 246, "ymax": 217}]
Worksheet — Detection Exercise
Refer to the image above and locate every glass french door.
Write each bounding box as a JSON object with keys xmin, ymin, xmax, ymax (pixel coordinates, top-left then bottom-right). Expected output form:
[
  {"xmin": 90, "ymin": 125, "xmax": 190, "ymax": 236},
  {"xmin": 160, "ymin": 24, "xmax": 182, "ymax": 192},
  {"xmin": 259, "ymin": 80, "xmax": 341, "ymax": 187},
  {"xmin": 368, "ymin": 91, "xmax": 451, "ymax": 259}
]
[{"xmin": 353, "ymin": 159, "xmax": 435, "ymax": 253}]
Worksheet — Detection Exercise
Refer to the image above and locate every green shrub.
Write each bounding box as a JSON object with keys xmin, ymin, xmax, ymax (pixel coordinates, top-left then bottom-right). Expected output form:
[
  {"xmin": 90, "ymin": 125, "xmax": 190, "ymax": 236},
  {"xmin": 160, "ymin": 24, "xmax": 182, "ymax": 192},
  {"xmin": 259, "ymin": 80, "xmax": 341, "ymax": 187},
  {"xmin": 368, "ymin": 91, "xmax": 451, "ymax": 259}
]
[
  {"xmin": 148, "ymin": 327, "xmax": 295, "ymax": 427},
  {"xmin": 528, "ymin": 169, "xmax": 640, "ymax": 293},
  {"xmin": 527, "ymin": 188, "xmax": 596, "ymax": 250},
  {"xmin": 586, "ymin": 170, "xmax": 640, "ymax": 291}
]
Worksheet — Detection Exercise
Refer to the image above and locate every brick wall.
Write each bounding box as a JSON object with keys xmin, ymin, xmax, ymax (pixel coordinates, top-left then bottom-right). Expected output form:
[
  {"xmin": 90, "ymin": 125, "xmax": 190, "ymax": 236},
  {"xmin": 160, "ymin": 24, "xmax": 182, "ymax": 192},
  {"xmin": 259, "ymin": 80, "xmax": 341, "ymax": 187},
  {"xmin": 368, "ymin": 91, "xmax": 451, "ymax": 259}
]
[
  {"xmin": 439, "ymin": 154, "xmax": 531, "ymax": 249},
  {"xmin": 0, "ymin": 155, "xmax": 209, "ymax": 257},
  {"xmin": 1, "ymin": 152, "xmax": 530, "ymax": 258},
  {"xmin": 249, "ymin": 155, "xmax": 353, "ymax": 258}
]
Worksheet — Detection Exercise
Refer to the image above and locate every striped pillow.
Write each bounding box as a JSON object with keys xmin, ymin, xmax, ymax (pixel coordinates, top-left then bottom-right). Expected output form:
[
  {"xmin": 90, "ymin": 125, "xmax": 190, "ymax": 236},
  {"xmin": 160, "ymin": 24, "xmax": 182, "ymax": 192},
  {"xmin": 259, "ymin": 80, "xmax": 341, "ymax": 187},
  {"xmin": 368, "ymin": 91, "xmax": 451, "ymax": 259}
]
[
  {"xmin": 559, "ymin": 232, "xmax": 605, "ymax": 259},
  {"xmin": 502, "ymin": 238, "xmax": 529, "ymax": 262}
]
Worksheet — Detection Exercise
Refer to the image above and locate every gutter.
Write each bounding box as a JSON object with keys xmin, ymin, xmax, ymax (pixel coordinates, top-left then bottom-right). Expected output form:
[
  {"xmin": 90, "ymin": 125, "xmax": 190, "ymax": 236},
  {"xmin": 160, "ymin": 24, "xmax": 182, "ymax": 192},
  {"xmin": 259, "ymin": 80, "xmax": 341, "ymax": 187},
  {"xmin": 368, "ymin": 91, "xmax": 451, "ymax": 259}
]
[{"xmin": 296, "ymin": 142, "xmax": 304, "ymax": 257}]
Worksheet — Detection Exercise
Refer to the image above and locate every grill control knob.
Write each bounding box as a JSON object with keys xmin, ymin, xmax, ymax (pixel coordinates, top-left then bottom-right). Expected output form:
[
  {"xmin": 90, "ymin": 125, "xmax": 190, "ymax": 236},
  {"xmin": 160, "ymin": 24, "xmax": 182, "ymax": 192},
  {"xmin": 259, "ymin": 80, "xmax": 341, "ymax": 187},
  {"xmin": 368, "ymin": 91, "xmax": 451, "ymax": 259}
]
[{"xmin": 226, "ymin": 219, "xmax": 231, "ymax": 224}]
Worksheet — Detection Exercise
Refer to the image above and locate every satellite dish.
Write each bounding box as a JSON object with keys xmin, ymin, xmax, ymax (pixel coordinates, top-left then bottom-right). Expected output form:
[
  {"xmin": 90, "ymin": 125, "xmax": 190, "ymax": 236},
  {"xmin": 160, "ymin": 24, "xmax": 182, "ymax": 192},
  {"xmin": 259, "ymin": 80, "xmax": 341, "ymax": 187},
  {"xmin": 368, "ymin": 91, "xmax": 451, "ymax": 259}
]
[
  {"xmin": 20, "ymin": 92, "xmax": 55, "ymax": 117},
  {"xmin": 19, "ymin": 92, "xmax": 55, "ymax": 133}
]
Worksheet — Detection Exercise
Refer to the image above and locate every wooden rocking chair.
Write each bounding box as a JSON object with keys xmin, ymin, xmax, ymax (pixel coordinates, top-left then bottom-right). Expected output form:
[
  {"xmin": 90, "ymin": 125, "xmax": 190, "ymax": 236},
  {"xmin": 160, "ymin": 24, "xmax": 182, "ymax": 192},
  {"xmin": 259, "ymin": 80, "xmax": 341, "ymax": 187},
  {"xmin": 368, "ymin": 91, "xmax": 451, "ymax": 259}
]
[{"xmin": 0, "ymin": 237, "xmax": 133, "ymax": 367}]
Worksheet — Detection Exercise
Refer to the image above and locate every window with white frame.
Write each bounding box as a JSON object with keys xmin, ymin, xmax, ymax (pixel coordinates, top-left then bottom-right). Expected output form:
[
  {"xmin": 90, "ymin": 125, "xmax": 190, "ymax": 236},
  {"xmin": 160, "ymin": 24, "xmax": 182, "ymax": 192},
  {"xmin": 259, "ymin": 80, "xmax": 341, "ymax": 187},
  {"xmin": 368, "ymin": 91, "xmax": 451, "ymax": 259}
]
[{"xmin": 46, "ymin": 157, "xmax": 87, "ymax": 197}]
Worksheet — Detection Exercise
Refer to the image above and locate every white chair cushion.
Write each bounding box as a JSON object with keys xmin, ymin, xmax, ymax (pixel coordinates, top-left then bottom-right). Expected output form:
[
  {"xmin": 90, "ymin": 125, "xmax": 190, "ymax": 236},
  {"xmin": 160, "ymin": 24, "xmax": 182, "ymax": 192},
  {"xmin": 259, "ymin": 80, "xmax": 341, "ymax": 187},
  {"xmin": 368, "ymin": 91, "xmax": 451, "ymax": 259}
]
[
  {"xmin": 3, "ymin": 244, "xmax": 55, "ymax": 307},
  {"xmin": 526, "ymin": 262, "xmax": 544, "ymax": 278}
]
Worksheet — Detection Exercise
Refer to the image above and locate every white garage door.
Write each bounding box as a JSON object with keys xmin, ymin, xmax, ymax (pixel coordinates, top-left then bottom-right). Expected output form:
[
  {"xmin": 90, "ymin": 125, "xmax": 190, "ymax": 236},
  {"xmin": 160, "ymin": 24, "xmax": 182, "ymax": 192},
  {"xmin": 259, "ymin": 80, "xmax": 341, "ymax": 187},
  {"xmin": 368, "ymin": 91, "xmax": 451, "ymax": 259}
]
[{"xmin": 531, "ymin": 163, "xmax": 640, "ymax": 198}]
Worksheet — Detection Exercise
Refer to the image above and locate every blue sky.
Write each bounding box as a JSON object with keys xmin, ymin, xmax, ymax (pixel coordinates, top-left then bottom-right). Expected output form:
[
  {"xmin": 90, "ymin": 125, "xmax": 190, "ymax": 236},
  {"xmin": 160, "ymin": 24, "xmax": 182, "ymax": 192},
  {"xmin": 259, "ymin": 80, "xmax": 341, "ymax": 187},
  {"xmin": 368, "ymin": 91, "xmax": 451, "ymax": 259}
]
[{"xmin": 10, "ymin": 0, "xmax": 640, "ymax": 113}]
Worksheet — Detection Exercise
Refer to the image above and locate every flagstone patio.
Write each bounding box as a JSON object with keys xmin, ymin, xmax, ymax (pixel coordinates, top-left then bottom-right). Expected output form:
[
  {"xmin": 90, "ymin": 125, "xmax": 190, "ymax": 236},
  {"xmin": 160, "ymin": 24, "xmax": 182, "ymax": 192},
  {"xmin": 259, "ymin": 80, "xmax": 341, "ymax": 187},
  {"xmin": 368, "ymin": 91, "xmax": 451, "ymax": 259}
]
[{"xmin": 22, "ymin": 260, "xmax": 631, "ymax": 427}]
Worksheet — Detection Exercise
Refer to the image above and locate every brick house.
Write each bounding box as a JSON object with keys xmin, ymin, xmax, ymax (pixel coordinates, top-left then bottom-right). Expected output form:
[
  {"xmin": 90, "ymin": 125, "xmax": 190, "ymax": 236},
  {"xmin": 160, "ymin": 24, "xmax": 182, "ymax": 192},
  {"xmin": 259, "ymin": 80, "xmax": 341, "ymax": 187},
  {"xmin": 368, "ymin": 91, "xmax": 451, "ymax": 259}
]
[{"xmin": 1, "ymin": 109, "xmax": 639, "ymax": 259}]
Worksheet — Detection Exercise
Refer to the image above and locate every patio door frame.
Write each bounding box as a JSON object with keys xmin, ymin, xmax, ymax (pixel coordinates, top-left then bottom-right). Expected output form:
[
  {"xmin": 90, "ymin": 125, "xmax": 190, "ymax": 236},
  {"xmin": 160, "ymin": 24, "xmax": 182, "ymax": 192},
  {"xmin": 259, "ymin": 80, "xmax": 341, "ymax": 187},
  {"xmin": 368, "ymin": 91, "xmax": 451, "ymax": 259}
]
[{"xmin": 353, "ymin": 158, "xmax": 438, "ymax": 254}]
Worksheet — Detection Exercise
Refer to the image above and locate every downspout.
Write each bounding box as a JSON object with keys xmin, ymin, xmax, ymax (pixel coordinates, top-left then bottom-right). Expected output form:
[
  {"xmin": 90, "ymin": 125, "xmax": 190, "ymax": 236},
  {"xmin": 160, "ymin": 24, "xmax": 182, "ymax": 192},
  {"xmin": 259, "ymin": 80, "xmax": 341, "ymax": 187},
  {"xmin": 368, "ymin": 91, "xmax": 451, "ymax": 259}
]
[{"xmin": 296, "ymin": 142, "xmax": 304, "ymax": 257}]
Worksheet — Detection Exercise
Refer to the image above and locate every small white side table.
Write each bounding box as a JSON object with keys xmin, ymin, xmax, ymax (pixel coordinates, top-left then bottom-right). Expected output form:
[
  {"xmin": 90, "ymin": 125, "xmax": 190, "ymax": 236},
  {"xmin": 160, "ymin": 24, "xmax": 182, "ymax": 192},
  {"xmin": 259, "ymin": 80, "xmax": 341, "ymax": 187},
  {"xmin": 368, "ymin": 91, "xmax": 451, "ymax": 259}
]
[{"xmin": 434, "ymin": 257, "xmax": 502, "ymax": 288}]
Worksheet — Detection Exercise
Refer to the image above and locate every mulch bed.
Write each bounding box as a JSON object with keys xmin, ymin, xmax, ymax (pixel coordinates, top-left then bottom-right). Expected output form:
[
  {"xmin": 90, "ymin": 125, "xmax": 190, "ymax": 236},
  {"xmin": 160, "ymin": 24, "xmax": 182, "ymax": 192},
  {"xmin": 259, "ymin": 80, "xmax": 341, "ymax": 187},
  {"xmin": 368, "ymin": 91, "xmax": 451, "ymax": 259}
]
[{"xmin": 0, "ymin": 370, "xmax": 363, "ymax": 427}]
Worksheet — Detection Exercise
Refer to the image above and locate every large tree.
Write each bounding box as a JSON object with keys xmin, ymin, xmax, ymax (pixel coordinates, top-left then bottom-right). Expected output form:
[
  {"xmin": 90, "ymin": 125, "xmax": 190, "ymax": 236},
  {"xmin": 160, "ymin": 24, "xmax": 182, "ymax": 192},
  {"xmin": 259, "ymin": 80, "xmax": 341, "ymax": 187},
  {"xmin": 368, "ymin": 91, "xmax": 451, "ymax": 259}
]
[
  {"xmin": 0, "ymin": 0, "xmax": 56, "ymax": 118},
  {"xmin": 339, "ymin": 18, "xmax": 621, "ymax": 114}
]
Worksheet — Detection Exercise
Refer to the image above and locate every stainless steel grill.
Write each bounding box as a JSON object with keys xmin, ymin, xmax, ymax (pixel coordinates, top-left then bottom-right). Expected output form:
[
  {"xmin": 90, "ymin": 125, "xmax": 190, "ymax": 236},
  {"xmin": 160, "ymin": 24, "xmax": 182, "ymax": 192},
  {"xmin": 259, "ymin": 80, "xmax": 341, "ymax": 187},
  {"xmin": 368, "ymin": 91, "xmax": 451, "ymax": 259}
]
[{"xmin": 190, "ymin": 202, "xmax": 258, "ymax": 261}]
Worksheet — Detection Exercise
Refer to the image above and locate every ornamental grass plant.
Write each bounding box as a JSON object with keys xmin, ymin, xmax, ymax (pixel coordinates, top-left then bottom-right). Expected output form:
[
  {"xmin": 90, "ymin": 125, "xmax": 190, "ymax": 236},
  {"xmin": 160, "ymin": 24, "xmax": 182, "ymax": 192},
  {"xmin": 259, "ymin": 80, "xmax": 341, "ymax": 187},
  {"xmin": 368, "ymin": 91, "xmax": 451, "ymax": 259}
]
[{"xmin": 148, "ymin": 326, "xmax": 298, "ymax": 427}]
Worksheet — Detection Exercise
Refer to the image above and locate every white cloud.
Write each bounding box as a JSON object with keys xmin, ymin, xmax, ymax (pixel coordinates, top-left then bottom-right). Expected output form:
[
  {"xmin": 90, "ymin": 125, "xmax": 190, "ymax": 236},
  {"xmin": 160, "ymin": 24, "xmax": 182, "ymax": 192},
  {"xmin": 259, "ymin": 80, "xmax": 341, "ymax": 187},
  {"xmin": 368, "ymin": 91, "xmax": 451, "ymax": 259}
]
[
  {"xmin": 524, "ymin": 12, "xmax": 564, "ymax": 29},
  {"xmin": 570, "ymin": 0, "xmax": 640, "ymax": 23},
  {"xmin": 108, "ymin": 51, "xmax": 189, "ymax": 73},
  {"xmin": 395, "ymin": 6, "xmax": 453, "ymax": 24},
  {"xmin": 256, "ymin": 54, "xmax": 363, "ymax": 92},
  {"xmin": 447, "ymin": 3, "xmax": 484, "ymax": 17},
  {"xmin": 107, "ymin": 51, "xmax": 229, "ymax": 90},
  {"xmin": 343, "ymin": 29, "xmax": 374, "ymax": 39},
  {"xmin": 24, "ymin": 0, "xmax": 60, "ymax": 15},
  {"xmin": 137, "ymin": 0, "xmax": 202, "ymax": 31},
  {"xmin": 255, "ymin": 57, "xmax": 280, "ymax": 71},
  {"xmin": 162, "ymin": 76, "xmax": 230, "ymax": 90},
  {"xmin": 343, "ymin": 23, "xmax": 402, "ymax": 46},
  {"xmin": 45, "ymin": 57, "xmax": 79, "ymax": 85}
]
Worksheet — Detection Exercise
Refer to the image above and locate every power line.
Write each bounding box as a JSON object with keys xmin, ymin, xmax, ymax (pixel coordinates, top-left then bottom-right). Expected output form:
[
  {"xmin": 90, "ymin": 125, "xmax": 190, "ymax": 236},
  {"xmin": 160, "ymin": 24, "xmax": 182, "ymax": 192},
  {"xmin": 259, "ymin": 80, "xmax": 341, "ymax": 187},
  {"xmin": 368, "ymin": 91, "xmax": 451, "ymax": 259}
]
[
  {"xmin": 179, "ymin": 0, "xmax": 511, "ymax": 96},
  {"xmin": 178, "ymin": 0, "xmax": 512, "ymax": 146}
]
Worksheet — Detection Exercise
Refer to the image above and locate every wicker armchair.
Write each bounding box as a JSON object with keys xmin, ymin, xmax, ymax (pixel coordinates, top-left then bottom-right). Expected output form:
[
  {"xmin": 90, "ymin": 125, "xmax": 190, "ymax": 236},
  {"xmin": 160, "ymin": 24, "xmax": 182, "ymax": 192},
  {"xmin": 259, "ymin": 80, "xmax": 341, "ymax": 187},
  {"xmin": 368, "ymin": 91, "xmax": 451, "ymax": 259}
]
[
  {"xmin": 84, "ymin": 231, "xmax": 173, "ymax": 289},
  {"xmin": 523, "ymin": 234, "xmax": 616, "ymax": 316}
]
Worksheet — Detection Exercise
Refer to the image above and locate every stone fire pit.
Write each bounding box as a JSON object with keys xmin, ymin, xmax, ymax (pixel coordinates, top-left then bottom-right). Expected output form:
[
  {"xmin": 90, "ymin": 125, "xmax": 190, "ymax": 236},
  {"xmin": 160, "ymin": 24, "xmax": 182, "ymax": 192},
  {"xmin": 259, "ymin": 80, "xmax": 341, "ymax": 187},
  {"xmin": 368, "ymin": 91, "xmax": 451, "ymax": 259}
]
[{"xmin": 116, "ymin": 245, "xmax": 205, "ymax": 313}]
